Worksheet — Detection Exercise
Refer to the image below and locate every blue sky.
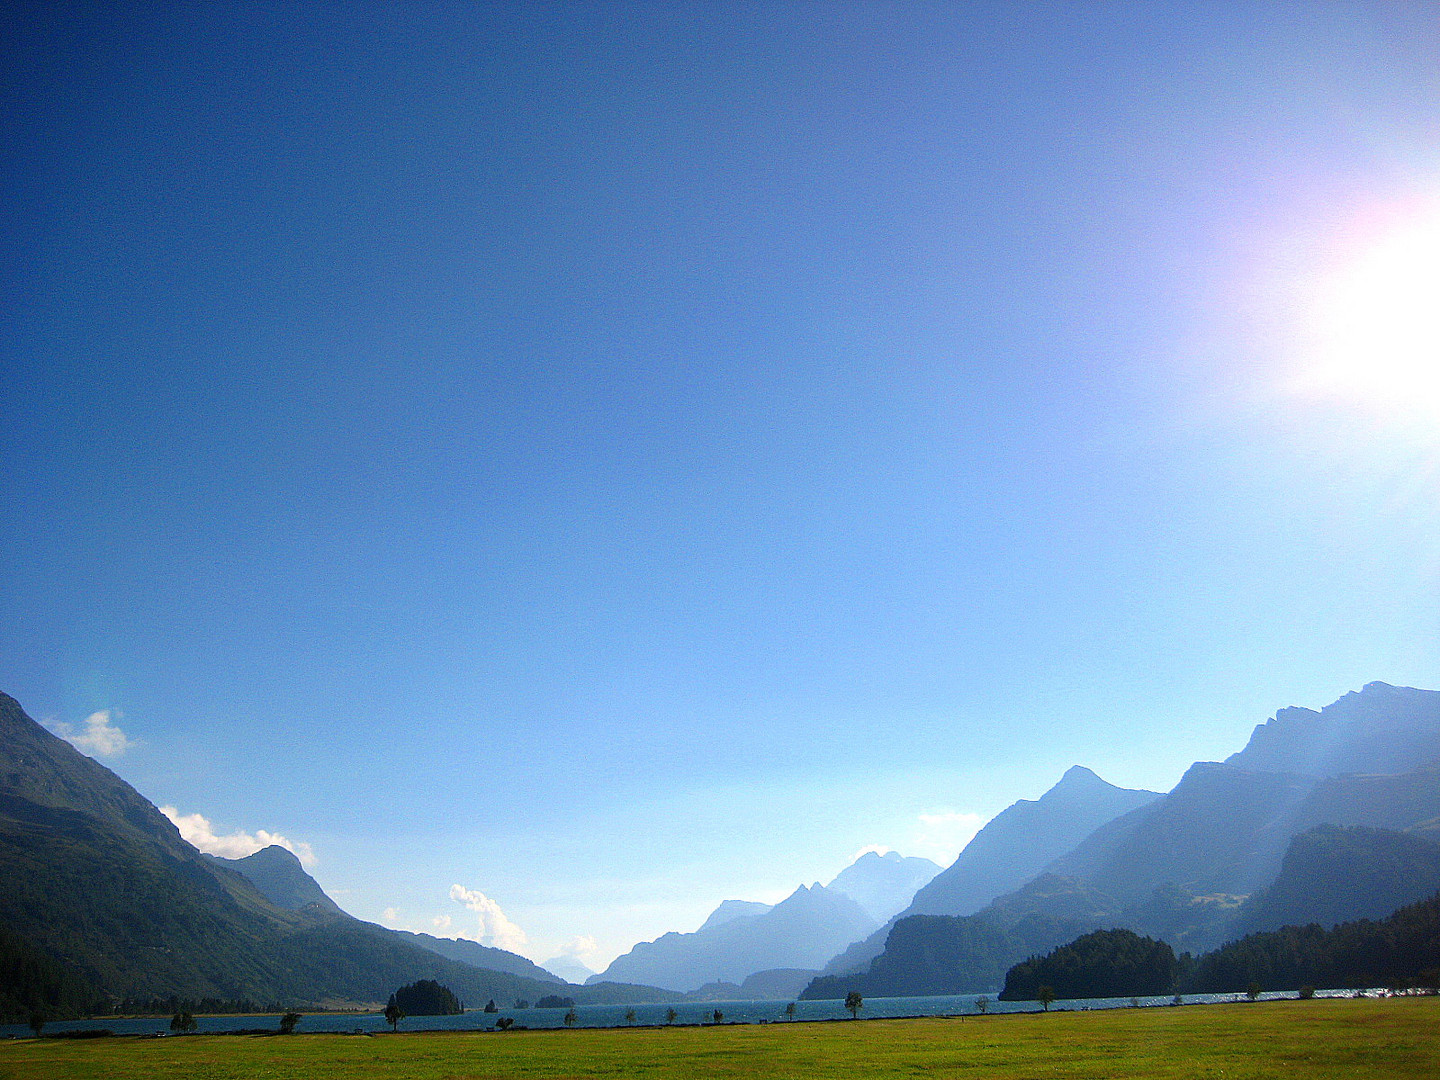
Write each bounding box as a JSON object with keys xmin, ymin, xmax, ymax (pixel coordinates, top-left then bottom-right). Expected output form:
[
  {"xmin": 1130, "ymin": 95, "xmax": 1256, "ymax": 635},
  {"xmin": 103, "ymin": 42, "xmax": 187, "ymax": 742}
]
[{"xmin": 4, "ymin": 2, "xmax": 1439, "ymax": 968}]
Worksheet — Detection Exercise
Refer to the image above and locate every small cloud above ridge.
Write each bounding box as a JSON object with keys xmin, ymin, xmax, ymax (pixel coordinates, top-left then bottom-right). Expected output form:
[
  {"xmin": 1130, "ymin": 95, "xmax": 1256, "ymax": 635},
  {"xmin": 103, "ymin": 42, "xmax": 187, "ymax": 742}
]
[
  {"xmin": 47, "ymin": 709, "xmax": 134, "ymax": 757},
  {"xmin": 160, "ymin": 805, "xmax": 316, "ymax": 866}
]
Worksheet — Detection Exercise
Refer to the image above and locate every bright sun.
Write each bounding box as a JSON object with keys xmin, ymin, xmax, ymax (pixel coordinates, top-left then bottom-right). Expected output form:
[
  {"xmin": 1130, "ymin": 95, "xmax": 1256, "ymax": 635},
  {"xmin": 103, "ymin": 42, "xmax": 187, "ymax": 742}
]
[{"xmin": 1296, "ymin": 203, "xmax": 1440, "ymax": 419}]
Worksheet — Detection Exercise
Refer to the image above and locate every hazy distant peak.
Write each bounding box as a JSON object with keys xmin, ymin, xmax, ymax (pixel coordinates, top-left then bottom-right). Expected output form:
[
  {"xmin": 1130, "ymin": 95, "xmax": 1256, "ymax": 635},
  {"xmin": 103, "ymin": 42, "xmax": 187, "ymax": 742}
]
[
  {"xmin": 826, "ymin": 850, "xmax": 942, "ymax": 923},
  {"xmin": 697, "ymin": 899, "xmax": 773, "ymax": 933},
  {"xmin": 1030, "ymin": 765, "xmax": 1144, "ymax": 808},
  {"xmin": 540, "ymin": 954, "xmax": 595, "ymax": 984},
  {"xmin": 1226, "ymin": 682, "xmax": 1440, "ymax": 778},
  {"xmin": 849, "ymin": 850, "xmax": 910, "ymax": 868}
]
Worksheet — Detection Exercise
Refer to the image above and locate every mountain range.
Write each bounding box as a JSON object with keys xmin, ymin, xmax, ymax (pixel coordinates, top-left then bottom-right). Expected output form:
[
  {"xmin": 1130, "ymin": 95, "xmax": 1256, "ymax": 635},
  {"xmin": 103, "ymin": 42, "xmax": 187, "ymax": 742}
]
[
  {"xmin": 5, "ymin": 680, "xmax": 1440, "ymax": 1016},
  {"xmin": 593, "ymin": 882, "xmax": 878, "ymax": 992},
  {"xmin": 803, "ymin": 682, "xmax": 1440, "ymax": 998},
  {"xmin": 590, "ymin": 849, "xmax": 940, "ymax": 992}
]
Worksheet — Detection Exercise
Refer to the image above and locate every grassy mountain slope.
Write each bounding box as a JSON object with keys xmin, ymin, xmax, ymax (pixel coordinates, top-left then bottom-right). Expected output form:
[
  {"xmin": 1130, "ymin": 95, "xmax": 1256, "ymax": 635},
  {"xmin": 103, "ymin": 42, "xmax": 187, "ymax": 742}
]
[{"xmin": 0, "ymin": 692, "xmax": 672, "ymax": 1009}]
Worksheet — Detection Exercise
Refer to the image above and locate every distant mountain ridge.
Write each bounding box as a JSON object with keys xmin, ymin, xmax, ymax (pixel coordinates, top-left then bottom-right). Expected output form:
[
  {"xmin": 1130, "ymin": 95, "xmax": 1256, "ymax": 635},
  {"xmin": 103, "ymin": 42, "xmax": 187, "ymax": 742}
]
[
  {"xmin": 388, "ymin": 929, "xmax": 566, "ymax": 984},
  {"xmin": 540, "ymin": 954, "xmax": 595, "ymax": 984},
  {"xmin": 594, "ymin": 882, "xmax": 878, "ymax": 992},
  {"xmin": 1226, "ymin": 682, "xmax": 1440, "ymax": 777},
  {"xmin": 698, "ymin": 900, "xmax": 773, "ymax": 932},
  {"xmin": 828, "ymin": 850, "xmax": 941, "ymax": 923}
]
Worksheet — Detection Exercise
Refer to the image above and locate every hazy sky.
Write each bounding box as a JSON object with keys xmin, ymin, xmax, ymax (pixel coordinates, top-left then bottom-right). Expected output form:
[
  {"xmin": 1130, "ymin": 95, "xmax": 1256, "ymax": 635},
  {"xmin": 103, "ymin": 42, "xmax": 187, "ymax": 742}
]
[{"xmin": 4, "ymin": 2, "xmax": 1439, "ymax": 969}]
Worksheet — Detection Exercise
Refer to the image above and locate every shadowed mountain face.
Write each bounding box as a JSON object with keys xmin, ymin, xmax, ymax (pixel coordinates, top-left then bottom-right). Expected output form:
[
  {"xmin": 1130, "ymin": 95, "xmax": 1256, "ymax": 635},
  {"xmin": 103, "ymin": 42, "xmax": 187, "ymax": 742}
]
[
  {"xmin": 1232, "ymin": 824, "xmax": 1440, "ymax": 937},
  {"xmin": 387, "ymin": 930, "xmax": 567, "ymax": 985},
  {"xmin": 1046, "ymin": 683, "xmax": 1440, "ymax": 909},
  {"xmin": 209, "ymin": 842, "xmax": 567, "ymax": 986},
  {"xmin": 904, "ymin": 766, "xmax": 1162, "ymax": 919},
  {"xmin": 1044, "ymin": 761, "xmax": 1320, "ymax": 903},
  {"xmin": 0, "ymin": 692, "xmax": 674, "ymax": 1008},
  {"xmin": 209, "ymin": 846, "xmax": 342, "ymax": 915},
  {"xmin": 594, "ymin": 882, "xmax": 879, "ymax": 992},
  {"xmin": 812, "ymin": 766, "xmax": 1162, "ymax": 980}
]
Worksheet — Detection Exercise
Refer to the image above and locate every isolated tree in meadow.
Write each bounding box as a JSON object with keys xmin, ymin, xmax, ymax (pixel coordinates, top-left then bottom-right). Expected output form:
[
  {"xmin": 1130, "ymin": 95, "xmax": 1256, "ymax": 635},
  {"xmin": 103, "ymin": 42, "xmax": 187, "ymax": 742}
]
[
  {"xmin": 169, "ymin": 1010, "xmax": 197, "ymax": 1033},
  {"xmin": 845, "ymin": 991, "xmax": 863, "ymax": 1019},
  {"xmin": 1037, "ymin": 986, "xmax": 1056, "ymax": 1011},
  {"xmin": 496, "ymin": 1017, "xmax": 515, "ymax": 1030},
  {"xmin": 28, "ymin": 1012, "xmax": 44, "ymax": 1038},
  {"xmin": 666, "ymin": 1007, "xmax": 678, "ymax": 1025},
  {"xmin": 563, "ymin": 1009, "xmax": 578, "ymax": 1028},
  {"xmin": 1246, "ymin": 981, "xmax": 1262, "ymax": 1001},
  {"xmin": 975, "ymin": 996, "xmax": 989, "ymax": 1015},
  {"xmin": 384, "ymin": 1000, "xmax": 404, "ymax": 1031},
  {"xmin": 784, "ymin": 1002, "xmax": 797, "ymax": 1021},
  {"xmin": 625, "ymin": 1008, "xmax": 637, "ymax": 1025},
  {"xmin": 279, "ymin": 1012, "xmax": 301, "ymax": 1035},
  {"xmin": 712, "ymin": 1009, "xmax": 723, "ymax": 1024}
]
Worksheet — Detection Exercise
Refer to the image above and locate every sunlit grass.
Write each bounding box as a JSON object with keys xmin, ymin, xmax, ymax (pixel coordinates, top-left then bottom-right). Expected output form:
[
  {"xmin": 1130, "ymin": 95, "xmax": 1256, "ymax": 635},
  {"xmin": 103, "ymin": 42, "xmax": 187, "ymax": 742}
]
[{"xmin": 2, "ymin": 997, "xmax": 1436, "ymax": 1080}]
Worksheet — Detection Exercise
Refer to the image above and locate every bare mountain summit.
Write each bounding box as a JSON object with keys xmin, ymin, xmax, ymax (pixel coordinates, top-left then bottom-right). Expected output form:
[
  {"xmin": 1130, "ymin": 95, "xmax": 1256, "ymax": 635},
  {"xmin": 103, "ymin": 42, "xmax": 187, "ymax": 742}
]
[{"xmin": 905, "ymin": 765, "xmax": 1162, "ymax": 919}]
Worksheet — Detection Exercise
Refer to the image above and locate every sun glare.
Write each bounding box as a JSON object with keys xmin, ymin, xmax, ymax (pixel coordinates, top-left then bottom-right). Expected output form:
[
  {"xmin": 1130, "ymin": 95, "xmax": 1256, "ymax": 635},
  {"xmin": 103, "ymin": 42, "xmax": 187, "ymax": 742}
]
[{"xmin": 1295, "ymin": 203, "xmax": 1440, "ymax": 420}]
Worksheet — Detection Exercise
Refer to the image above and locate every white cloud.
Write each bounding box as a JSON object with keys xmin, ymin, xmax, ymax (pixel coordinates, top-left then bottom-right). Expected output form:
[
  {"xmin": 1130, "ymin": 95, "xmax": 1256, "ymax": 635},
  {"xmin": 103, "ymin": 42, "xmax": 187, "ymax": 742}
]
[
  {"xmin": 160, "ymin": 806, "xmax": 317, "ymax": 867},
  {"xmin": 557, "ymin": 934, "xmax": 598, "ymax": 960},
  {"xmin": 382, "ymin": 907, "xmax": 402, "ymax": 924},
  {"xmin": 48, "ymin": 709, "xmax": 134, "ymax": 757},
  {"xmin": 431, "ymin": 914, "xmax": 453, "ymax": 932},
  {"xmin": 449, "ymin": 884, "xmax": 528, "ymax": 953},
  {"xmin": 912, "ymin": 809, "xmax": 985, "ymax": 865}
]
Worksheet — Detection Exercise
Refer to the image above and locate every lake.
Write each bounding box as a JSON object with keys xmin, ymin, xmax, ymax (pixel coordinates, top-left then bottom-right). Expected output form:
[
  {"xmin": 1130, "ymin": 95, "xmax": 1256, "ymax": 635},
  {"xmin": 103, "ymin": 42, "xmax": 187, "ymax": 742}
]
[{"xmin": 2, "ymin": 988, "xmax": 1360, "ymax": 1038}]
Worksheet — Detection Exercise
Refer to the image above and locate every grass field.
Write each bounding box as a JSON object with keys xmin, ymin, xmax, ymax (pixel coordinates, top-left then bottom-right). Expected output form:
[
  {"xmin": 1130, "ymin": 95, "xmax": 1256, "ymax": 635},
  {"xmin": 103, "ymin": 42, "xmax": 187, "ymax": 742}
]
[{"xmin": 2, "ymin": 997, "xmax": 1436, "ymax": 1080}]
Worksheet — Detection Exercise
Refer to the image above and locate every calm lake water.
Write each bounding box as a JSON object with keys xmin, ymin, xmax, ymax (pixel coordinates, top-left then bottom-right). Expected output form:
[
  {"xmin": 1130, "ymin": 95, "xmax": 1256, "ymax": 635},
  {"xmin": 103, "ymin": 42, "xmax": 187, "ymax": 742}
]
[{"xmin": 1, "ymin": 989, "xmax": 1359, "ymax": 1038}]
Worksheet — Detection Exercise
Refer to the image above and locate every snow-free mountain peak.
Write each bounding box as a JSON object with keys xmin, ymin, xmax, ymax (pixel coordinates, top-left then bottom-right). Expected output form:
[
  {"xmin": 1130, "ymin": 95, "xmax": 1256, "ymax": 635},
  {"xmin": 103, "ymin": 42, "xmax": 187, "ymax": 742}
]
[
  {"xmin": 1225, "ymin": 681, "xmax": 1440, "ymax": 778},
  {"xmin": 827, "ymin": 850, "xmax": 942, "ymax": 923},
  {"xmin": 901, "ymin": 766, "xmax": 1162, "ymax": 920}
]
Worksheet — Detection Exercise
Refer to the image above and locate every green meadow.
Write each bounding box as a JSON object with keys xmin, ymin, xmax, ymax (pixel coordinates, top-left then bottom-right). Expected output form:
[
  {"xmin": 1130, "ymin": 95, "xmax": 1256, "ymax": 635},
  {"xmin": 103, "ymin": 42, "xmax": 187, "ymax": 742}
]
[{"xmin": 3, "ymin": 997, "xmax": 1436, "ymax": 1080}]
